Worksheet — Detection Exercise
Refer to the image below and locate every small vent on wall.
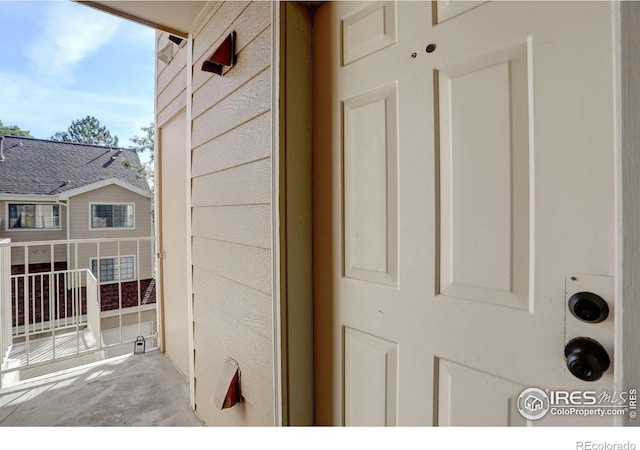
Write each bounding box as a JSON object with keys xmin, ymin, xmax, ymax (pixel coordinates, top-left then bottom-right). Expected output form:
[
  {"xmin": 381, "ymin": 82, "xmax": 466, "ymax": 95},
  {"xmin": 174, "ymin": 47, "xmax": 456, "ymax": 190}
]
[
  {"xmin": 201, "ymin": 31, "xmax": 236, "ymax": 76},
  {"xmin": 168, "ymin": 35, "xmax": 185, "ymax": 47},
  {"xmin": 157, "ymin": 35, "xmax": 186, "ymax": 65}
]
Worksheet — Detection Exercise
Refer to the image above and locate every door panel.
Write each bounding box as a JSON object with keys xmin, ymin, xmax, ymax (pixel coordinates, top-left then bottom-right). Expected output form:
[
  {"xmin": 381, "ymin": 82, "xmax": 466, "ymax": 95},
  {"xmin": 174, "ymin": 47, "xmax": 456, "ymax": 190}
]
[
  {"xmin": 313, "ymin": 1, "xmax": 616, "ymax": 426},
  {"xmin": 345, "ymin": 328, "xmax": 398, "ymax": 426},
  {"xmin": 341, "ymin": 1, "xmax": 397, "ymax": 65},
  {"xmin": 437, "ymin": 43, "xmax": 530, "ymax": 309},
  {"xmin": 437, "ymin": 359, "xmax": 526, "ymax": 426},
  {"xmin": 434, "ymin": 0, "xmax": 486, "ymax": 24},
  {"xmin": 343, "ymin": 83, "xmax": 398, "ymax": 285}
]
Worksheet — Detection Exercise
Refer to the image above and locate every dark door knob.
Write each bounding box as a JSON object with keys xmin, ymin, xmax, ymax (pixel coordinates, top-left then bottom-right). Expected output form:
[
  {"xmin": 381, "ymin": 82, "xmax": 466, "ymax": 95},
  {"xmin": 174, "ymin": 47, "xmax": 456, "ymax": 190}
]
[
  {"xmin": 564, "ymin": 337, "xmax": 610, "ymax": 382},
  {"xmin": 568, "ymin": 292, "xmax": 609, "ymax": 323}
]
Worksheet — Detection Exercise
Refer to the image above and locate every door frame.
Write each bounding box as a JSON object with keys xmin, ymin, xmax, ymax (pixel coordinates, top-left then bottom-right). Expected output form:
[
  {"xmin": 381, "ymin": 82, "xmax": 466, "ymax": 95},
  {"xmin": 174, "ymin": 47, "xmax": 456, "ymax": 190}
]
[
  {"xmin": 618, "ymin": 1, "xmax": 640, "ymax": 427},
  {"xmin": 275, "ymin": 0, "xmax": 640, "ymax": 426},
  {"xmin": 274, "ymin": 1, "xmax": 315, "ymax": 426},
  {"xmin": 155, "ymin": 104, "xmax": 195, "ymax": 408}
]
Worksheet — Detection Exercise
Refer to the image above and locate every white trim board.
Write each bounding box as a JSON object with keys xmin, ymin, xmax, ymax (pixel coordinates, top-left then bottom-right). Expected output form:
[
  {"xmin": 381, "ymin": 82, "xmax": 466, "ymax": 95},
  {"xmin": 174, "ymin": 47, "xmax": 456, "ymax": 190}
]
[{"xmin": 59, "ymin": 178, "xmax": 152, "ymax": 200}]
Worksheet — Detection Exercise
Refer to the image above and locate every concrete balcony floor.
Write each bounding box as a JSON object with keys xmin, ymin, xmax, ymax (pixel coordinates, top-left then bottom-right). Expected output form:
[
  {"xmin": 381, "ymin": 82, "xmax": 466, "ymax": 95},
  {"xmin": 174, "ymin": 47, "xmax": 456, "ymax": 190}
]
[{"xmin": 0, "ymin": 350, "xmax": 203, "ymax": 426}]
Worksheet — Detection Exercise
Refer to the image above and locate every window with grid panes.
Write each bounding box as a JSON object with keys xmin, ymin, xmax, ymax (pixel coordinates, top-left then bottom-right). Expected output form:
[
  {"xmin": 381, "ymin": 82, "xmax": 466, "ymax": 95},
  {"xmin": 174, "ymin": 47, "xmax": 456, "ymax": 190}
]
[
  {"xmin": 8, "ymin": 204, "xmax": 60, "ymax": 229},
  {"xmin": 90, "ymin": 204, "xmax": 134, "ymax": 229},
  {"xmin": 90, "ymin": 256, "xmax": 135, "ymax": 283}
]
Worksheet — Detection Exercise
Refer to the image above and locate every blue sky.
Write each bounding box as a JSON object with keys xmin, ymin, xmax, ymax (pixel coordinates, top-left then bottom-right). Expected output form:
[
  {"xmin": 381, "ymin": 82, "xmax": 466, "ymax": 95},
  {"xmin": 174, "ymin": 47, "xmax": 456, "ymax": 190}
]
[{"xmin": 0, "ymin": 1, "xmax": 155, "ymax": 149}]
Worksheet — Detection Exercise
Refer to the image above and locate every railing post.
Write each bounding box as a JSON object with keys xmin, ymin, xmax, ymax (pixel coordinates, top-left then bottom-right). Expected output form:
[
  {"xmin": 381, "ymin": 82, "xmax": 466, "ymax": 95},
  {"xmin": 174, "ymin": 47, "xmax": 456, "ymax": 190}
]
[
  {"xmin": 0, "ymin": 239, "xmax": 11, "ymax": 384},
  {"xmin": 117, "ymin": 240, "xmax": 122, "ymax": 345},
  {"xmin": 137, "ymin": 239, "xmax": 141, "ymax": 338},
  {"xmin": 85, "ymin": 269, "xmax": 101, "ymax": 353},
  {"xmin": 23, "ymin": 246, "xmax": 29, "ymax": 365}
]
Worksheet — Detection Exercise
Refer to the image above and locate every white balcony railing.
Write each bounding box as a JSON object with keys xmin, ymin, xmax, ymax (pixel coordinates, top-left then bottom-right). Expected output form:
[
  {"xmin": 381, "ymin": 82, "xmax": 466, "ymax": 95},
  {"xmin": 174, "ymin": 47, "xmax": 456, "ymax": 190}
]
[
  {"xmin": 11, "ymin": 269, "xmax": 91, "ymax": 338},
  {"xmin": 0, "ymin": 237, "xmax": 157, "ymax": 387}
]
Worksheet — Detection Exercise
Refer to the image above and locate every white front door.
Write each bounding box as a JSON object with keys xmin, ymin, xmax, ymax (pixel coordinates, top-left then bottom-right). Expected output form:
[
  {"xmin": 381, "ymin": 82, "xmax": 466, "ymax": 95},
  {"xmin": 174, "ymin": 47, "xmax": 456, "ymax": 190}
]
[
  {"xmin": 159, "ymin": 110, "xmax": 190, "ymax": 379},
  {"xmin": 313, "ymin": 1, "xmax": 618, "ymax": 426}
]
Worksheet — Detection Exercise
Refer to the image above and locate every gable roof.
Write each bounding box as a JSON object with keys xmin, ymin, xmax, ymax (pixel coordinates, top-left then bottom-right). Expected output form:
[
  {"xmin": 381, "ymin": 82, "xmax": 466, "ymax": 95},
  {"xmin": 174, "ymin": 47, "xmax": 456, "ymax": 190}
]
[{"xmin": 0, "ymin": 135, "xmax": 151, "ymax": 196}]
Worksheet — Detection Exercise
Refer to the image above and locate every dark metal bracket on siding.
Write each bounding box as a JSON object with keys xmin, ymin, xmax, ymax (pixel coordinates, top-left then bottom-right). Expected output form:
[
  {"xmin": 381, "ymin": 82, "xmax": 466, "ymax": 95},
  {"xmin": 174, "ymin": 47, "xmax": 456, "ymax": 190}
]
[{"xmin": 201, "ymin": 31, "xmax": 236, "ymax": 76}]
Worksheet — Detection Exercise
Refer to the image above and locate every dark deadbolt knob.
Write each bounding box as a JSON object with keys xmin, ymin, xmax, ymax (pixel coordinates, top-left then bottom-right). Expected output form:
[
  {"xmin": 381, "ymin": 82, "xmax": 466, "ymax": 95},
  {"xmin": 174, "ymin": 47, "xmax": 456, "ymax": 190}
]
[
  {"xmin": 568, "ymin": 292, "xmax": 609, "ymax": 323},
  {"xmin": 564, "ymin": 337, "xmax": 610, "ymax": 382}
]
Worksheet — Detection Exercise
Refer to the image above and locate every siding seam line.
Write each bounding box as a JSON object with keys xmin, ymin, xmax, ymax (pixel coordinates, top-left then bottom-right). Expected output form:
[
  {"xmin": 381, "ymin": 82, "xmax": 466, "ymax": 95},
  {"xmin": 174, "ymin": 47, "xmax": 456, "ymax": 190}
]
[
  {"xmin": 191, "ymin": 265, "xmax": 272, "ymax": 297},
  {"xmin": 191, "ymin": 110, "xmax": 270, "ymax": 152},
  {"xmin": 191, "ymin": 156, "xmax": 271, "ymax": 179},
  {"xmin": 192, "ymin": 104, "xmax": 272, "ymax": 149},
  {"xmin": 191, "ymin": 235, "xmax": 272, "ymax": 251}
]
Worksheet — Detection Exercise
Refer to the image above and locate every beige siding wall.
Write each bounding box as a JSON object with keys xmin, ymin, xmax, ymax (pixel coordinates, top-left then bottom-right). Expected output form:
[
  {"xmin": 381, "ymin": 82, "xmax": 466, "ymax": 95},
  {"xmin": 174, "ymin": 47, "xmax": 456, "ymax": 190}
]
[
  {"xmin": 0, "ymin": 200, "xmax": 68, "ymax": 265},
  {"xmin": 189, "ymin": 1, "xmax": 274, "ymax": 426},
  {"xmin": 67, "ymin": 185, "xmax": 153, "ymax": 279},
  {"xmin": 156, "ymin": 31, "xmax": 188, "ymax": 127}
]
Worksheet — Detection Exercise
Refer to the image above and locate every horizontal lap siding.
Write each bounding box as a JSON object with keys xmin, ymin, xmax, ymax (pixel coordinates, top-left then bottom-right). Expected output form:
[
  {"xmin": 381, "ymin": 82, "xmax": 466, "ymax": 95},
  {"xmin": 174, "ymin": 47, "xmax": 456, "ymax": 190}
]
[
  {"xmin": 190, "ymin": 1, "xmax": 274, "ymax": 426},
  {"xmin": 157, "ymin": 69, "xmax": 187, "ymax": 117},
  {"xmin": 192, "ymin": 204, "xmax": 271, "ymax": 248},
  {"xmin": 157, "ymin": 31, "xmax": 188, "ymax": 126},
  {"xmin": 192, "ymin": 267, "xmax": 274, "ymax": 425},
  {"xmin": 191, "ymin": 158, "xmax": 271, "ymax": 207},
  {"xmin": 192, "ymin": 68, "xmax": 271, "ymax": 148},
  {"xmin": 191, "ymin": 111, "xmax": 270, "ymax": 177}
]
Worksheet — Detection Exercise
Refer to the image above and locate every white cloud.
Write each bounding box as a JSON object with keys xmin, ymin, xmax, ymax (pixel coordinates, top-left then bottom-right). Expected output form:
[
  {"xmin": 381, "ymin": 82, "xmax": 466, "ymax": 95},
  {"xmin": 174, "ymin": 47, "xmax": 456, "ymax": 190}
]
[
  {"xmin": 0, "ymin": 71, "xmax": 152, "ymax": 142},
  {"xmin": 26, "ymin": 2, "xmax": 121, "ymax": 81}
]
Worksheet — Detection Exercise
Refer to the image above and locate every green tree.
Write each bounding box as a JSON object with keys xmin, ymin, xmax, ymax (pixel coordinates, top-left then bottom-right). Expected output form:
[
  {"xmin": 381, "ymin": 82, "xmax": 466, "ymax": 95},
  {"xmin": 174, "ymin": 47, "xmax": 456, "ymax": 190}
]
[
  {"xmin": 51, "ymin": 115, "xmax": 119, "ymax": 147},
  {"xmin": 129, "ymin": 123, "xmax": 154, "ymax": 160},
  {"xmin": 123, "ymin": 123, "xmax": 155, "ymax": 190},
  {"xmin": 0, "ymin": 120, "xmax": 33, "ymax": 138}
]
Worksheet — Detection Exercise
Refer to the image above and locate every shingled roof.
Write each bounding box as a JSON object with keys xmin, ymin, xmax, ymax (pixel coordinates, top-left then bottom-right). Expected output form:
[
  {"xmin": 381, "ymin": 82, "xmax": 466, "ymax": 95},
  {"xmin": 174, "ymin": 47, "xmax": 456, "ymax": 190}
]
[{"xmin": 0, "ymin": 135, "xmax": 150, "ymax": 196}]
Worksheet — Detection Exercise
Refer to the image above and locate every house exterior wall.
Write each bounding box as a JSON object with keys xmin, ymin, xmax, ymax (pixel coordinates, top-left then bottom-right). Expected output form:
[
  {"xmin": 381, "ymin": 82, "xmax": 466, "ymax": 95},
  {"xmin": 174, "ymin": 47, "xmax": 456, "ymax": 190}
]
[
  {"xmin": 156, "ymin": 0, "xmax": 274, "ymax": 426},
  {"xmin": 6, "ymin": 185, "xmax": 155, "ymax": 330},
  {"xmin": 0, "ymin": 184, "xmax": 153, "ymax": 275},
  {"xmin": 67, "ymin": 184, "xmax": 153, "ymax": 280},
  {"xmin": 0, "ymin": 200, "xmax": 68, "ymax": 265}
]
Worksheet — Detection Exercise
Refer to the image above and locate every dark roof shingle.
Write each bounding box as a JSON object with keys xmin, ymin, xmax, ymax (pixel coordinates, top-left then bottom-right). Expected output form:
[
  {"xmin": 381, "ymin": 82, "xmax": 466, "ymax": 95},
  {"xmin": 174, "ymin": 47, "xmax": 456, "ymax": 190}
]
[{"xmin": 0, "ymin": 135, "xmax": 150, "ymax": 196}]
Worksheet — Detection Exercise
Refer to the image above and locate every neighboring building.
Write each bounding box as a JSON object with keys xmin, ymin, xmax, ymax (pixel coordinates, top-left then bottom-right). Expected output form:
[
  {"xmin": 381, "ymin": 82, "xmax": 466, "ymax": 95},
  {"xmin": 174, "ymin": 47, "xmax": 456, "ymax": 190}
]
[{"xmin": 0, "ymin": 135, "xmax": 155, "ymax": 332}]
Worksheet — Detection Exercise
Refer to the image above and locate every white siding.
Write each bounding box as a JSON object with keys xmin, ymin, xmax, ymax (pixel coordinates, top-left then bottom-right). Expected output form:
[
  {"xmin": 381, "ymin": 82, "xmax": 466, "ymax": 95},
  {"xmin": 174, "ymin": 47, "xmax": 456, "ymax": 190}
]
[
  {"xmin": 189, "ymin": 1, "xmax": 274, "ymax": 426},
  {"xmin": 157, "ymin": 31, "xmax": 189, "ymax": 125}
]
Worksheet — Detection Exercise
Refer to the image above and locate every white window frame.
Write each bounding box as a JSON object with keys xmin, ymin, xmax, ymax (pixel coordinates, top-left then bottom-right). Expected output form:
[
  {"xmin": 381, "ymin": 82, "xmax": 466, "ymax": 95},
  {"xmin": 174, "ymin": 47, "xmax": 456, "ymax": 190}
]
[
  {"xmin": 89, "ymin": 202, "xmax": 135, "ymax": 230},
  {"xmin": 89, "ymin": 255, "xmax": 137, "ymax": 285},
  {"xmin": 5, "ymin": 202, "xmax": 61, "ymax": 232}
]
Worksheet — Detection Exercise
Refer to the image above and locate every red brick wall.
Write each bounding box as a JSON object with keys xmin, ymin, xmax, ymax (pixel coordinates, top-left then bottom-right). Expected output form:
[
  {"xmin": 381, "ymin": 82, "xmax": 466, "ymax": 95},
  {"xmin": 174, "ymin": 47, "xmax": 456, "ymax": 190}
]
[
  {"xmin": 11, "ymin": 262, "xmax": 72, "ymax": 328},
  {"xmin": 11, "ymin": 262, "xmax": 68, "ymax": 275},
  {"xmin": 99, "ymin": 279, "xmax": 156, "ymax": 311}
]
